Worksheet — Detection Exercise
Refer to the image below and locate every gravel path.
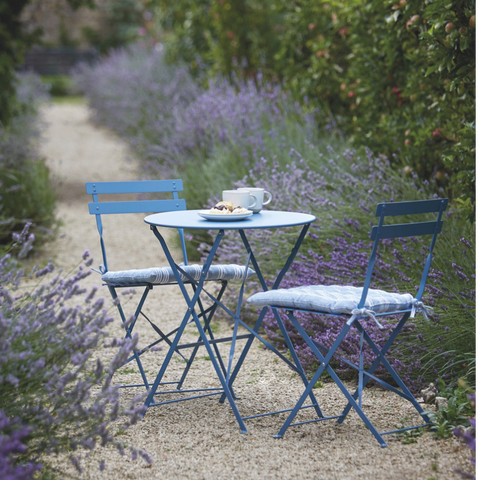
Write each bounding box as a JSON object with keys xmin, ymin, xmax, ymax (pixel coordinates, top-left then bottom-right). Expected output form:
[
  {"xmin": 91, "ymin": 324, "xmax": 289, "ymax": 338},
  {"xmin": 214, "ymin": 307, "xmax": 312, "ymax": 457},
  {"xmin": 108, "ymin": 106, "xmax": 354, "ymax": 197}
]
[{"xmin": 38, "ymin": 102, "xmax": 473, "ymax": 480}]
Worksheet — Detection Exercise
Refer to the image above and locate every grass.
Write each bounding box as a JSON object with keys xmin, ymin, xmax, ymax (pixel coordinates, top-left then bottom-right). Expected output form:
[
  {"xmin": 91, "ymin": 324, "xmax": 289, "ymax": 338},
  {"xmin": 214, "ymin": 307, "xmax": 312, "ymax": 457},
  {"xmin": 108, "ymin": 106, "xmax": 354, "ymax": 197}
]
[{"xmin": 51, "ymin": 96, "xmax": 86, "ymax": 105}]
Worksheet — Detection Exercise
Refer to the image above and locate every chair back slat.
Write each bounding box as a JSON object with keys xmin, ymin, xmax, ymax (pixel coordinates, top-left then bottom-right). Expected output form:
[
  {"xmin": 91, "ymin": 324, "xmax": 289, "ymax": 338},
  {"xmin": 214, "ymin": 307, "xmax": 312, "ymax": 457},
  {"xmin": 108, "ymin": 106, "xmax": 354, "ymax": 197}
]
[
  {"xmin": 88, "ymin": 199, "xmax": 186, "ymax": 215},
  {"xmin": 86, "ymin": 180, "xmax": 183, "ymax": 195},
  {"xmin": 375, "ymin": 198, "xmax": 445, "ymax": 217},
  {"xmin": 357, "ymin": 198, "xmax": 448, "ymax": 310},
  {"xmin": 86, "ymin": 179, "xmax": 188, "ymax": 272},
  {"xmin": 370, "ymin": 220, "xmax": 443, "ymax": 240}
]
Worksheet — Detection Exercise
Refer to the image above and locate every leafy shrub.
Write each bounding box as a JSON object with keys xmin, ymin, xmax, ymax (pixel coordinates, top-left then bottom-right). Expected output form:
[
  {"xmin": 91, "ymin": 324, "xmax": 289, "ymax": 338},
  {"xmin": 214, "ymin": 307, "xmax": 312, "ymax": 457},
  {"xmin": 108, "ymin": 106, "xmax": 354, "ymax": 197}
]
[
  {"xmin": 0, "ymin": 0, "xmax": 95, "ymax": 126},
  {"xmin": 153, "ymin": 0, "xmax": 476, "ymax": 219},
  {"xmin": 0, "ymin": 73, "xmax": 49, "ymax": 170},
  {"xmin": 0, "ymin": 228, "xmax": 150, "ymax": 476},
  {"xmin": 81, "ymin": 0, "xmax": 145, "ymax": 52},
  {"xmin": 41, "ymin": 75, "xmax": 75, "ymax": 97},
  {"xmin": 0, "ymin": 159, "xmax": 57, "ymax": 246},
  {"xmin": 0, "ymin": 72, "xmax": 58, "ymax": 249}
]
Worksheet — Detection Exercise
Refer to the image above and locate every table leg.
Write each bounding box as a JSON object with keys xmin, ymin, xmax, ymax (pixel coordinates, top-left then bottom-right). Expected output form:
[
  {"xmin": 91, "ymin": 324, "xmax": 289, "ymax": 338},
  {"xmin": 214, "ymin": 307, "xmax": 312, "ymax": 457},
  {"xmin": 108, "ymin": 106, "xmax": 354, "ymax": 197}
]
[
  {"xmin": 219, "ymin": 224, "xmax": 314, "ymax": 404},
  {"xmin": 145, "ymin": 227, "xmax": 247, "ymax": 432}
]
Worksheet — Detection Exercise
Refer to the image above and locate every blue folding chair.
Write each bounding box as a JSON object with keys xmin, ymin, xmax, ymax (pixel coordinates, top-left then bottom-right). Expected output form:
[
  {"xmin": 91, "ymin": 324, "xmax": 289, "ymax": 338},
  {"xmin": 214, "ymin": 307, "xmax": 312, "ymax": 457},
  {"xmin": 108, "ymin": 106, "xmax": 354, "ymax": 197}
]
[
  {"xmin": 86, "ymin": 180, "xmax": 254, "ymax": 404},
  {"xmin": 247, "ymin": 198, "xmax": 448, "ymax": 446}
]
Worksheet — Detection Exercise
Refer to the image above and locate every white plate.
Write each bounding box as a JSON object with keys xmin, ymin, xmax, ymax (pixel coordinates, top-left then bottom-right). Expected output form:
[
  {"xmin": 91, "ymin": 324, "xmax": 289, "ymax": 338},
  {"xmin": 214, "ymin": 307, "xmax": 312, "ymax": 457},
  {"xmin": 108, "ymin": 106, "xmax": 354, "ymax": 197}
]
[{"xmin": 198, "ymin": 210, "xmax": 253, "ymax": 221}]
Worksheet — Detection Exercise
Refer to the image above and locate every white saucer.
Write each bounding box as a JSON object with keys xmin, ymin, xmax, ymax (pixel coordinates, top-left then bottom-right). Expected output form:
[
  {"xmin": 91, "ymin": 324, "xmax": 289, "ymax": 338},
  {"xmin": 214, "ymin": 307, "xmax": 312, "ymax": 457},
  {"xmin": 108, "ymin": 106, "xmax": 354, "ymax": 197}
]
[{"xmin": 198, "ymin": 210, "xmax": 253, "ymax": 221}]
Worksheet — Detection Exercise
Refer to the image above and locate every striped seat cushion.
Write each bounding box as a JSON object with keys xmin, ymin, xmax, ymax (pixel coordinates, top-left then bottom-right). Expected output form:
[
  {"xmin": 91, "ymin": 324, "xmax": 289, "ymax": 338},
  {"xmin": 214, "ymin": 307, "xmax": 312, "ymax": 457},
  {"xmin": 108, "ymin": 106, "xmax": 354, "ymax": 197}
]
[
  {"xmin": 247, "ymin": 285, "xmax": 415, "ymax": 315},
  {"xmin": 102, "ymin": 264, "xmax": 255, "ymax": 286}
]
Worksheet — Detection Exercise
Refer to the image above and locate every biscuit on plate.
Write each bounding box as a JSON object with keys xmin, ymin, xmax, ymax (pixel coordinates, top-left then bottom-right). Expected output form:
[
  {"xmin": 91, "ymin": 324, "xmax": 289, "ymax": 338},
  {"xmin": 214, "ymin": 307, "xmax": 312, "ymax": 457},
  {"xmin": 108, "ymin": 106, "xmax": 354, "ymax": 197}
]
[
  {"xmin": 214, "ymin": 201, "xmax": 236, "ymax": 212},
  {"xmin": 232, "ymin": 207, "xmax": 248, "ymax": 214}
]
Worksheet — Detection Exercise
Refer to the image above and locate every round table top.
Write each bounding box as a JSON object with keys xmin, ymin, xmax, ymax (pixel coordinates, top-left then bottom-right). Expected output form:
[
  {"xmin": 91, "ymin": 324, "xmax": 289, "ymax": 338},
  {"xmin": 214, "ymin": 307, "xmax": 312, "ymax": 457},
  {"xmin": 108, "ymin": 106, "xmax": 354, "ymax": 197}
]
[{"xmin": 144, "ymin": 210, "xmax": 316, "ymax": 230}]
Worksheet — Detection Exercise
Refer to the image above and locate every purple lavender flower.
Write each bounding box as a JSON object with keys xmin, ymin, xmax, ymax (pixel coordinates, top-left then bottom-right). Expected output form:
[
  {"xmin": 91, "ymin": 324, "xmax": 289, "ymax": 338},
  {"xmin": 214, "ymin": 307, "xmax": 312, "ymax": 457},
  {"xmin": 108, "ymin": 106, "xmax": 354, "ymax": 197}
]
[
  {"xmin": 454, "ymin": 394, "xmax": 476, "ymax": 479},
  {"xmin": 0, "ymin": 238, "xmax": 150, "ymax": 476}
]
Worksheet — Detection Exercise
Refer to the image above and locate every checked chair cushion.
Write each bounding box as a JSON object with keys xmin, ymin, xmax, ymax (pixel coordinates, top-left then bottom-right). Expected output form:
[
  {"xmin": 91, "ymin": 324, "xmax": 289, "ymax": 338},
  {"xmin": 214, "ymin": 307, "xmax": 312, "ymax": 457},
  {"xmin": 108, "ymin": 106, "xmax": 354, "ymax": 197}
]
[
  {"xmin": 247, "ymin": 285, "xmax": 415, "ymax": 316},
  {"xmin": 102, "ymin": 264, "xmax": 255, "ymax": 286}
]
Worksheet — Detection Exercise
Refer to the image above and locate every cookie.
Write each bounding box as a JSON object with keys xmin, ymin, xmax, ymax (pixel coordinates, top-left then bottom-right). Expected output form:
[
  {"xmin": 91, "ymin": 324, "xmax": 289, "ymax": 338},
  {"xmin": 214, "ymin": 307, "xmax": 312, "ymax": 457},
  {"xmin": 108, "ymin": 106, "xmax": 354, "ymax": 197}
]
[
  {"xmin": 232, "ymin": 207, "xmax": 249, "ymax": 214},
  {"xmin": 214, "ymin": 201, "xmax": 236, "ymax": 212}
]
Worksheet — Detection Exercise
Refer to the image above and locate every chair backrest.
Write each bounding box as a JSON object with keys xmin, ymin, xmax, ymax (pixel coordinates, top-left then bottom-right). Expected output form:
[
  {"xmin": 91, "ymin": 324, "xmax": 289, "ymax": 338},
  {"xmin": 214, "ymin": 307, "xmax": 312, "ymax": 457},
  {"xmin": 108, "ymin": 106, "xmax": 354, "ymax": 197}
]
[
  {"xmin": 358, "ymin": 198, "xmax": 448, "ymax": 308},
  {"xmin": 86, "ymin": 180, "xmax": 187, "ymax": 272}
]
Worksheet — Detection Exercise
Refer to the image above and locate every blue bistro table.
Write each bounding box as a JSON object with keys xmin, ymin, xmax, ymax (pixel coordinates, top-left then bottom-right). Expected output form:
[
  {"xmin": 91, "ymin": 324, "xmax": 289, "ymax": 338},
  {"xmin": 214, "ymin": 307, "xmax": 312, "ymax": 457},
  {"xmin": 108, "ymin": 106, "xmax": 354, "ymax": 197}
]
[{"xmin": 143, "ymin": 209, "xmax": 317, "ymax": 433}]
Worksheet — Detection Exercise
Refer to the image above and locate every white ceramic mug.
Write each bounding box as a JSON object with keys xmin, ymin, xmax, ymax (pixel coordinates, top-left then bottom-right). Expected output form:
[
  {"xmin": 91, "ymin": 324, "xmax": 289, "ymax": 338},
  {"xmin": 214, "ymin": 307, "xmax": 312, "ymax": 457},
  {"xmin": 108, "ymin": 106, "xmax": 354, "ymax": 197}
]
[
  {"xmin": 222, "ymin": 190, "xmax": 256, "ymax": 209},
  {"xmin": 238, "ymin": 187, "xmax": 272, "ymax": 213}
]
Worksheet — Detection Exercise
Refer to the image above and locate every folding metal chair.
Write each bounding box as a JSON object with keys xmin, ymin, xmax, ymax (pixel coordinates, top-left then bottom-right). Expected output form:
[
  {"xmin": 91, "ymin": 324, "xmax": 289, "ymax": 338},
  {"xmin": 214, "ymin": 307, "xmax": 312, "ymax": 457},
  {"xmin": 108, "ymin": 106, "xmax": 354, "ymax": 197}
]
[
  {"xmin": 86, "ymin": 180, "xmax": 254, "ymax": 402},
  {"xmin": 247, "ymin": 198, "xmax": 448, "ymax": 446}
]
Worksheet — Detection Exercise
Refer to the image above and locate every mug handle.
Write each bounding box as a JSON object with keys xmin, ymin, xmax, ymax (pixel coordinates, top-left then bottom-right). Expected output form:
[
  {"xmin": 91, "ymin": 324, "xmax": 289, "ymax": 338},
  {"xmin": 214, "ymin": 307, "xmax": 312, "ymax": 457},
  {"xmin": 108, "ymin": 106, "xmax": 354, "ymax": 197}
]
[
  {"xmin": 263, "ymin": 191, "xmax": 272, "ymax": 205},
  {"xmin": 249, "ymin": 195, "xmax": 256, "ymax": 208}
]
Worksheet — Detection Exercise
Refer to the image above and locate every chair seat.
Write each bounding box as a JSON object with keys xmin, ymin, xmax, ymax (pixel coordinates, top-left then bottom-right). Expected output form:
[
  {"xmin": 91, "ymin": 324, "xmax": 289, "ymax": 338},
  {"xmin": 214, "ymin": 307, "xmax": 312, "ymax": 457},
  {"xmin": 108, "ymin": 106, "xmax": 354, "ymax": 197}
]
[
  {"xmin": 102, "ymin": 264, "xmax": 255, "ymax": 286},
  {"xmin": 247, "ymin": 285, "xmax": 415, "ymax": 316}
]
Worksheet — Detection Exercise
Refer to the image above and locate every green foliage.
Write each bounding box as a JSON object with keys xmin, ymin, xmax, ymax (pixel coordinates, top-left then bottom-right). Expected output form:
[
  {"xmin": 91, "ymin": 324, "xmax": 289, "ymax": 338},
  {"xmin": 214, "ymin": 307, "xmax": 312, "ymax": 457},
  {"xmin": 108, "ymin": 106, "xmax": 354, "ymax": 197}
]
[
  {"xmin": 0, "ymin": 159, "xmax": 58, "ymax": 247},
  {"xmin": 394, "ymin": 416, "xmax": 426, "ymax": 443},
  {"xmin": 152, "ymin": 0, "xmax": 476, "ymax": 220},
  {"xmin": 429, "ymin": 398, "xmax": 470, "ymax": 438},
  {"xmin": 41, "ymin": 75, "xmax": 74, "ymax": 97},
  {"xmin": 0, "ymin": 0, "xmax": 94, "ymax": 127},
  {"xmin": 426, "ymin": 378, "xmax": 474, "ymax": 439},
  {"xmin": 0, "ymin": 0, "xmax": 34, "ymax": 126},
  {"xmin": 150, "ymin": 0, "xmax": 280, "ymax": 79},
  {"xmin": 438, "ymin": 377, "xmax": 475, "ymax": 415},
  {"xmin": 82, "ymin": 0, "xmax": 145, "ymax": 52}
]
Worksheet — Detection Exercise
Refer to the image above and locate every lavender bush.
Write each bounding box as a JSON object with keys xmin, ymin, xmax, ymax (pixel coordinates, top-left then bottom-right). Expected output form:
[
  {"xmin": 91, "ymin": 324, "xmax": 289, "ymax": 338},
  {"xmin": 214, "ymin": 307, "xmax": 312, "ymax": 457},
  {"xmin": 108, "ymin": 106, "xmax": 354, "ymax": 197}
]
[
  {"xmin": 206, "ymin": 149, "xmax": 478, "ymax": 391},
  {"xmin": 73, "ymin": 45, "xmax": 317, "ymax": 191},
  {"xmin": 198, "ymin": 145, "xmax": 475, "ymax": 392},
  {"xmin": 454, "ymin": 393, "xmax": 476, "ymax": 479},
  {"xmin": 0, "ymin": 226, "xmax": 150, "ymax": 476},
  {"xmin": 73, "ymin": 44, "xmax": 201, "ymax": 162},
  {"xmin": 0, "ymin": 413, "xmax": 40, "ymax": 480}
]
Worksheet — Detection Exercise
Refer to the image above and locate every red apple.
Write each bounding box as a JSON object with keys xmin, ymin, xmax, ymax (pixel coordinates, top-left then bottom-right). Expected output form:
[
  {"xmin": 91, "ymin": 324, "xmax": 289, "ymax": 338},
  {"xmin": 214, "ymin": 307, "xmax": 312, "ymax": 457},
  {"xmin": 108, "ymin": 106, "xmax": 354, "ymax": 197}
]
[
  {"xmin": 469, "ymin": 15, "xmax": 475, "ymax": 28},
  {"xmin": 407, "ymin": 15, "xmax": 420, "ymax": 30},
  {"xmin": 445, "ymin": 22, "xmax": 455, "ymax": 33}
]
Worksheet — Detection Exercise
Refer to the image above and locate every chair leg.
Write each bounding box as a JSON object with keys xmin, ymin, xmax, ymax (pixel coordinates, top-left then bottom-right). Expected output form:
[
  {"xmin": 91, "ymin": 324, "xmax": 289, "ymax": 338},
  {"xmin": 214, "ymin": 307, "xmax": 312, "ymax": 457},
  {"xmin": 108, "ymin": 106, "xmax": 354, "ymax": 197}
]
[
  {"xmin": 176, "ymin": 281, "xmax": 231, "ymax": 391},
  {"xmin": 355, "ymin": 321, "xmax": 431, "ymax": 424},
  {"xmin": 275, "ymin": 309, "xmax": 323, "ymax": 419},
  {"xmin": 358, "ymin": 330, "xmax": 364, "ymax": 409},
  {"xmin": 338, "ymin": 313, "xmax": 431, "ymax": 426},
  {"xmin": 108, "ymin": 285, "xmax": 150, "ymax": 390},
  {"xmin": 275, "ymin": 313, "xmax": 387, "ymax": 447}
]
